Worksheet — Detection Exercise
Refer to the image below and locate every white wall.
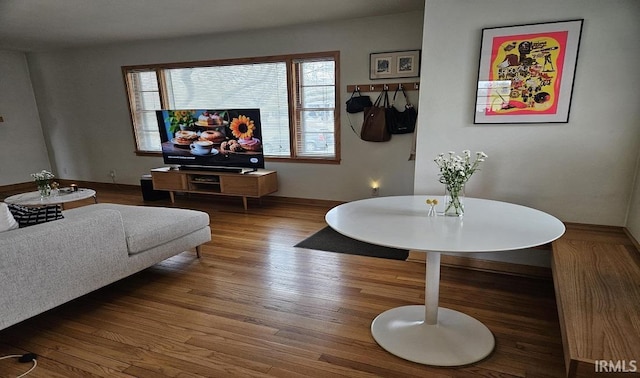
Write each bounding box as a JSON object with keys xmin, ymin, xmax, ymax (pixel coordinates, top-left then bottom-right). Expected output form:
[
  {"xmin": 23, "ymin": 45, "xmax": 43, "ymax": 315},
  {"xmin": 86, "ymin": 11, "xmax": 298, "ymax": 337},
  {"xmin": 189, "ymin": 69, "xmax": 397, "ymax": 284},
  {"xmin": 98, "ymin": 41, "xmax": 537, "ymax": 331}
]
[
  {"xmin": 24, "ymin": 12, "xmax": 424, "ymax": 201},
  {"xmin": 415, "ymin": 0, "xmax": 640, "ymax": 265},
  {"xmin": 627, "ymin": 156, "xmax": 640, "ymax": 243},
  {"xmin": 0, "ymin": 51, "xmax": 51, "ymax": 185}
]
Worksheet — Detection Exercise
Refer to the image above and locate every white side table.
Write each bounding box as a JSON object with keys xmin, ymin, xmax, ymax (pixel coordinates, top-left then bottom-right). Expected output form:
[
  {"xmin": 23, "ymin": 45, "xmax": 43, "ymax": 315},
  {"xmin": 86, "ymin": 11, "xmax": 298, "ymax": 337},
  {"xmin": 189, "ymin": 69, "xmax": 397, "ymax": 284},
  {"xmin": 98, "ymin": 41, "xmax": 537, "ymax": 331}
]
[{"xmin": 4, "ymin": 188, "xmax": 98, "ymax": 209}]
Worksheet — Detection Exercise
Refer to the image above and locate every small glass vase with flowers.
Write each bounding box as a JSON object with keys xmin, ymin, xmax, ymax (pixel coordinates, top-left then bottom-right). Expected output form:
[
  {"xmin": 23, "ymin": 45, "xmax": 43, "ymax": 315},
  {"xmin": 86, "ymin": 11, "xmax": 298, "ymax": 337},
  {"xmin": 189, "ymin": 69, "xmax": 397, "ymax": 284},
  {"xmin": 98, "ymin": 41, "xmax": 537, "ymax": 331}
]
[
  {"xmin": 434, "ymin": 150, "xmax": 487, "ymax": 216},
  {"xmin": 31, "ymin": 169, "xmax": 55, "ymax": 199}
]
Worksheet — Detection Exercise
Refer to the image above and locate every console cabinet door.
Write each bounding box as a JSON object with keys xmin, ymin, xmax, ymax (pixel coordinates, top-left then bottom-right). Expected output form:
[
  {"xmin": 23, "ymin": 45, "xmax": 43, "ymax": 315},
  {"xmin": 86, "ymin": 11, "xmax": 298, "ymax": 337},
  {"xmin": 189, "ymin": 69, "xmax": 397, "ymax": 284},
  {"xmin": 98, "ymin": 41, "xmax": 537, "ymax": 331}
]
[
  {"xmin": 152, "ymin": 172, "xmax": 188, "ymax": 190},
  {"xmin": 221, "ymin": 176, "xmax": 259, "ymax": 196}
]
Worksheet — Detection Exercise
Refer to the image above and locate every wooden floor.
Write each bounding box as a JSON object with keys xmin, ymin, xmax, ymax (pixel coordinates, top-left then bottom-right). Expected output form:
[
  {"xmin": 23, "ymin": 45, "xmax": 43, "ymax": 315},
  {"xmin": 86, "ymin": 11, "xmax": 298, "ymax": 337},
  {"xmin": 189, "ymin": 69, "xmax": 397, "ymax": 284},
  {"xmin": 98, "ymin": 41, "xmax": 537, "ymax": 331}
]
[{"xmin": 0, "ymin": 186, "xmax": 567, "ymax": 377}]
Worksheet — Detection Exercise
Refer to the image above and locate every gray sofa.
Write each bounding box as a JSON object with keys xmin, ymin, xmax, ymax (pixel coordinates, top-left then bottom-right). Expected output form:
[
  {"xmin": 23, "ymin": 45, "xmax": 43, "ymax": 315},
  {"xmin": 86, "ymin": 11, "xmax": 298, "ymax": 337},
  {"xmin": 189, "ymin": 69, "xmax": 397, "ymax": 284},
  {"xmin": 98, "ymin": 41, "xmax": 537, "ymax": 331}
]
[{"xmin": 0, "ymin": 203, "xmax": 211, "ymax": 331}]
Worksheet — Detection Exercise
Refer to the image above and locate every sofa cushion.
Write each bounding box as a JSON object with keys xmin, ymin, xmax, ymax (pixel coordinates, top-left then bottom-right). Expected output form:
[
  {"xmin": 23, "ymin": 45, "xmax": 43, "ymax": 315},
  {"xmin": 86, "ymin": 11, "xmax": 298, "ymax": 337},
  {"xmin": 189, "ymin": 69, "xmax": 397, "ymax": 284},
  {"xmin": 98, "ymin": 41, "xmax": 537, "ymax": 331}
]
[
  {"xmin": 0, "ymin": 203, "xmax": 19, "ymax": 232},
  {"xmin": 70, "ymin": 203, "xmax": 210, "ymax": 255},
  {"xmin": 7, "ymin": 204, "xmax": 63, "ymax": 228}
]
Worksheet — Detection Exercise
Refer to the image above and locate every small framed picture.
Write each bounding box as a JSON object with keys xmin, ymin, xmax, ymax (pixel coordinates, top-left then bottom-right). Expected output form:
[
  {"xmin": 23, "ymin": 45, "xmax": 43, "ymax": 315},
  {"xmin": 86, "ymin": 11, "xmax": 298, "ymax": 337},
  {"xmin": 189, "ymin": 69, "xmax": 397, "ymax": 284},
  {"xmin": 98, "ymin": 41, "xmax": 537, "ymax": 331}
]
[{"xmin": 370, "ymin": 50, "xmax": 421, "ymax": 80}]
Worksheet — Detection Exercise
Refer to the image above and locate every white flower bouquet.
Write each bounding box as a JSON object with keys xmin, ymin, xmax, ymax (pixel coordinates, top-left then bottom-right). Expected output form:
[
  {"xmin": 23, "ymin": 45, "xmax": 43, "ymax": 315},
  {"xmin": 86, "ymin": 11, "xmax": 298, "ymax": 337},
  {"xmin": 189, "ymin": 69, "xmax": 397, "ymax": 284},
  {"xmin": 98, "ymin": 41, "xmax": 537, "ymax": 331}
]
[
  {"xmin": 434, "ymin": 150, "xmax": 487, "ymax": 216},
  {"xmin": 31, "ymin": 169, "xmax": 55, "ymax": 198},
  {"xmin": 31, "ymin": 170, "xmax": 55, "ymax": 182}
]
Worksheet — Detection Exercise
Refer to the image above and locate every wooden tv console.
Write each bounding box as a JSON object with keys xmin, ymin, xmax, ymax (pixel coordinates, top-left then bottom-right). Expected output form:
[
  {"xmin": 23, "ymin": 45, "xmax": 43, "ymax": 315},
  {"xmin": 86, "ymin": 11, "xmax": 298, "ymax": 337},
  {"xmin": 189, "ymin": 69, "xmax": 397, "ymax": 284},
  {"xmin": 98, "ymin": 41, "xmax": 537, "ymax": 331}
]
[{"xmin": 150, "ymin": 167, "xmax": 277, "ymax": 210}]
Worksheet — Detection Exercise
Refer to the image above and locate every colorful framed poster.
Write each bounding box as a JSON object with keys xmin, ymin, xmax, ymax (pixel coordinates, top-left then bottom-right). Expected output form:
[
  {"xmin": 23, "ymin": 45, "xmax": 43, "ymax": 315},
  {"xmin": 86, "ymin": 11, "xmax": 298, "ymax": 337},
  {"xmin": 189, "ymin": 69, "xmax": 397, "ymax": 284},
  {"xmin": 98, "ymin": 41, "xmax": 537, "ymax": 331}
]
[
  {"xmin": 370, "ymin": 50, "xmax": 421, "ymax": 80},
  {"xmin": 474, "ymin": 19, "xmax": 583, "ymax": 124}
]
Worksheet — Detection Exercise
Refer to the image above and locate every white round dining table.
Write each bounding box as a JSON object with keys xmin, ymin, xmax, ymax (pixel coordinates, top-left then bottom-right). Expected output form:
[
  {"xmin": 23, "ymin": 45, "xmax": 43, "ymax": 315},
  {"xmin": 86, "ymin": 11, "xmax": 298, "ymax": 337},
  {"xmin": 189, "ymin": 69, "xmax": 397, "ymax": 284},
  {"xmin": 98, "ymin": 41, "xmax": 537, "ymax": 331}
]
[{"xmin": 325, "ymin": 195, "xmax": 565, "ymax": 366}]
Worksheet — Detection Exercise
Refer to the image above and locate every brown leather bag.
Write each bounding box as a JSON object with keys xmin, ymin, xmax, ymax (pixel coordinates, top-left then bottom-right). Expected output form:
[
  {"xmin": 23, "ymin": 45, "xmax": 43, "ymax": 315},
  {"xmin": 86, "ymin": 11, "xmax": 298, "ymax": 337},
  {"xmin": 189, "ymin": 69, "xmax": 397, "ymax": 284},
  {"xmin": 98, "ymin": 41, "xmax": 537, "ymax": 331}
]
[{"xmin": 361, "ymin": 90, "xmax": 391, "ymax": 142}]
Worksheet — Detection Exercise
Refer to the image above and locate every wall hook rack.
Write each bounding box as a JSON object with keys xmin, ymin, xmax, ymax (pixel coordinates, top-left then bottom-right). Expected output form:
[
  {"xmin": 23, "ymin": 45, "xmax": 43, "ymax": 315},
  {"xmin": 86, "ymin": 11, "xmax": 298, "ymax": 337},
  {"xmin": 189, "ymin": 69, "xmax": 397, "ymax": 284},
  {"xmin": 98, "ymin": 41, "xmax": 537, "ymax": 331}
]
[{"xmin": 347, "ymin": 81, "xmax": 419, "ymax": 93}]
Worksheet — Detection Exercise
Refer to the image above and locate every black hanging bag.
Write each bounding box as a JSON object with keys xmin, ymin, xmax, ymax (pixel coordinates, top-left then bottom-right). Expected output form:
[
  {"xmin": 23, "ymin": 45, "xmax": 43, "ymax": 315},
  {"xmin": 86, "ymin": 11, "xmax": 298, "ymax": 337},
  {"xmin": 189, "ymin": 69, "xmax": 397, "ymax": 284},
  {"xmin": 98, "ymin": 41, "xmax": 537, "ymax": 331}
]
[
  {"xmin": 345, "ymin": 89, "xmax": 372, "ymax": 114},
  {"xmin": 386, "ymin": 87, "xmax": 417, "ymax": 134}
]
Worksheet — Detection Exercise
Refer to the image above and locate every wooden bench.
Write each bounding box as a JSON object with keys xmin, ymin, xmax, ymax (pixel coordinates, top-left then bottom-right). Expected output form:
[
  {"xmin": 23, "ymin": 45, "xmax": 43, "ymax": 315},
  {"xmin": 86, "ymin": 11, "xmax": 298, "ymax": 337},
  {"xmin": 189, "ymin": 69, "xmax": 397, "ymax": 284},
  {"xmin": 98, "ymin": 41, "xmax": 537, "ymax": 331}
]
[{"xmin": 551, "ymin": 224, "xmax": 640, "ymax": 377}]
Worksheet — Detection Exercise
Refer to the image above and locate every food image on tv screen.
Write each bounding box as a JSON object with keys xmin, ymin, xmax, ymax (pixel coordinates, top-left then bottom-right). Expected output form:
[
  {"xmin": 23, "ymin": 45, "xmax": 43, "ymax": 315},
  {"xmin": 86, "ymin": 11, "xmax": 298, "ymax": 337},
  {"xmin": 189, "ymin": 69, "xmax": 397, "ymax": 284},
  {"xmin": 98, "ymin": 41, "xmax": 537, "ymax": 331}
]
[{"xmin": 156, "ymin": 108, "xmax": 265, "ymax": 169}]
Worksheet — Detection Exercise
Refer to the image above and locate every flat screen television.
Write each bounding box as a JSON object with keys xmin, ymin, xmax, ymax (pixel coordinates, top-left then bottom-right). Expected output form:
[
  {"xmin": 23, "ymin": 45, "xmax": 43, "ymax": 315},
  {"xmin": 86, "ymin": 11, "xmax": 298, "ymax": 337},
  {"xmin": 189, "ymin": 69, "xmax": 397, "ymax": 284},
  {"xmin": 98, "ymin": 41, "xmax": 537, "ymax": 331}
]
[{"xmin": 156, "ymin": 108, "xmax": 265, "ymax": 172}]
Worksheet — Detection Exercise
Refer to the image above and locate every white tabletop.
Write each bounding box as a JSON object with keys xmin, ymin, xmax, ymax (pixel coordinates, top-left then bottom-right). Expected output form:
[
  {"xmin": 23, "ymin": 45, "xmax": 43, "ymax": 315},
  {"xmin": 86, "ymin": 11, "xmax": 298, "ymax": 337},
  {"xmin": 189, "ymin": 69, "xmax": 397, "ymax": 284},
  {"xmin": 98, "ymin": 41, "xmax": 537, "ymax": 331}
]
[
  {"xmin": 4, "ymin": 188, "xmax": 97, "ymax": 206},
  {"xmin": 325, "ymin": 195, "xmax": 565, "ymax": 253}
]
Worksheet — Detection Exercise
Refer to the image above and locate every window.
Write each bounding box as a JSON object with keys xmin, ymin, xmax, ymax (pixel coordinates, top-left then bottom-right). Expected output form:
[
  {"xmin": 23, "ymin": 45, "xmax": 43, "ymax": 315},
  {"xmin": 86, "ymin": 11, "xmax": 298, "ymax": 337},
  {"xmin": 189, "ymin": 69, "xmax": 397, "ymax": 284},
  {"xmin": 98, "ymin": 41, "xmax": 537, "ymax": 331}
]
[
  {"xmin": 293, "ymin": 59, "xmax": 336, "ymax": 157},
  {"xmin": 124, "ymin": 70, "xmax": 162, "ymax": 151},
  {"xmin": 123, "ymin": 52, "xmax": 340, "ymax": 162}
]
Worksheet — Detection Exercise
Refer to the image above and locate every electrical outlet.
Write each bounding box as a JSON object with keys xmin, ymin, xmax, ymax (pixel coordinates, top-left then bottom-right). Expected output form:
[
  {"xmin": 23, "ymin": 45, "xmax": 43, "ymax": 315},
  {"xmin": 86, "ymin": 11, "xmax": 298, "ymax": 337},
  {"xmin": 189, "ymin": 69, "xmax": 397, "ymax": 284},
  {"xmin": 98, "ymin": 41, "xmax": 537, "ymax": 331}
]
[
  {"xmin": 109, "ymin": 169, "xmax": 116, "ymax": 178},
  {"xmin": 371, "ymin": 187, "xmax": 379, "ymax": 197}
]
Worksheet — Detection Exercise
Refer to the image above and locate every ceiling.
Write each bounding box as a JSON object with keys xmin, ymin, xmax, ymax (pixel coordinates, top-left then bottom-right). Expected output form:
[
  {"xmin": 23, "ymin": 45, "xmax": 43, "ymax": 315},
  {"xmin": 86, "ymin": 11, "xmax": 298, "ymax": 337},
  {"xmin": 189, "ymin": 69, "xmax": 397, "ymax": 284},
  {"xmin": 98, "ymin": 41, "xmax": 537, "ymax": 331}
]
[{"xmin": 0, "ymin": 0, "xmax": 424, "ymax": 52}]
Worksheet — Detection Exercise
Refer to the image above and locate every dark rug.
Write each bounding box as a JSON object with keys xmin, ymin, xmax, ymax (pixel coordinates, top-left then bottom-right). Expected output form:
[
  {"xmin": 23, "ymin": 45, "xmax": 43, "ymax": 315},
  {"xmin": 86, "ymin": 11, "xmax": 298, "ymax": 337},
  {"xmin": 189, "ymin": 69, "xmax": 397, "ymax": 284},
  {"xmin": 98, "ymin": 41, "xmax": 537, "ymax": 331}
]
[{"xmin": 294, "ymin": 226, "xmax": 409, "ymax": 260}]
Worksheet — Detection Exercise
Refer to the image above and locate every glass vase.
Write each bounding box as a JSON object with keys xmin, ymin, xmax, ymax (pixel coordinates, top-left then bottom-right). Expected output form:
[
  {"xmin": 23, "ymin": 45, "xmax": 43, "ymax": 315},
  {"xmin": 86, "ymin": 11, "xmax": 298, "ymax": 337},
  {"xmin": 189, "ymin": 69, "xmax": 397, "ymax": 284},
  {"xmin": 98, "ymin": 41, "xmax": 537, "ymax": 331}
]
[
  {"xmin": 36, "ymin": 180, "xmax": 51, "ymax": 199},
  {"xmin": 444, "ymin": 183, "xmax": 464, "ymax": 217}
]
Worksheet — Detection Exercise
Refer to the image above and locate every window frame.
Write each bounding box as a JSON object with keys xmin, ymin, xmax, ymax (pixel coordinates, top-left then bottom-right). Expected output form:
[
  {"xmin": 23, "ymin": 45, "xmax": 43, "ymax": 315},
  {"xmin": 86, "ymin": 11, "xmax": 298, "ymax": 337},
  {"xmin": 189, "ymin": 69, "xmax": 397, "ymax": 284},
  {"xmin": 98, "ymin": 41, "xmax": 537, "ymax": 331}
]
[{"xmin": 122, "ymin": 51, "xmax": 340, "ymax": 164}]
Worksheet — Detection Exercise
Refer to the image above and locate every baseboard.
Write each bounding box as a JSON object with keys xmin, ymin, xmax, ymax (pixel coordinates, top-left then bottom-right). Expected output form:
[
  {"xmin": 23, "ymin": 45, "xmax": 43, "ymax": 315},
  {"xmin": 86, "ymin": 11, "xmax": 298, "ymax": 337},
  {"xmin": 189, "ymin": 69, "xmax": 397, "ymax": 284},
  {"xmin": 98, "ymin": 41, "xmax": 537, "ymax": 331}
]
[
  {"xmin": 262, "ymin": 195, "xmax": 344, "ymax": 208},
  {"xmin": 57, "ymin": 179, "xmax": 140, "ymax": 192},
  {"xmin": 0, "ymin": 181, "xmax": 35, "ymax": 195},
  {"xmin": 1, "ymin": 179, "xmax": 139, "ymax": 191},
  {"xmin": 406, "ymin": 251, "xmax": 552, "ymax": 279},
  {"xmin": 624, "ymin": 227, "xmax": 640, "ymax": 254}
]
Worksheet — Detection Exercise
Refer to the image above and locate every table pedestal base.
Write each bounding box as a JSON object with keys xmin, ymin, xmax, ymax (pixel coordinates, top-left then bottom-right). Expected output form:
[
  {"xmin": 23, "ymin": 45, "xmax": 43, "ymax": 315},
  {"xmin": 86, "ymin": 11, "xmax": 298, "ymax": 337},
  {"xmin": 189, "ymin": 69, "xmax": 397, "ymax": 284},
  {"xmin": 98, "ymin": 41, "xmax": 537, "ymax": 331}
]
[{"xmin": 371, "ymin": 305, "xmax": 495, "ymax": 366}]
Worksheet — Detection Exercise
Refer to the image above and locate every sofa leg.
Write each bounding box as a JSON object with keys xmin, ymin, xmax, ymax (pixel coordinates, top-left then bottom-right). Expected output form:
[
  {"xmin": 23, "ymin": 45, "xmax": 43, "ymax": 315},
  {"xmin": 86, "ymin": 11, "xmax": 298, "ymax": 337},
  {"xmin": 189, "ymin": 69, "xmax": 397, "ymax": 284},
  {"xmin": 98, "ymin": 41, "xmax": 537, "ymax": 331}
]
[{"xmin": 196, "ymin": 245, "xmax": 202, "ymax": 258}]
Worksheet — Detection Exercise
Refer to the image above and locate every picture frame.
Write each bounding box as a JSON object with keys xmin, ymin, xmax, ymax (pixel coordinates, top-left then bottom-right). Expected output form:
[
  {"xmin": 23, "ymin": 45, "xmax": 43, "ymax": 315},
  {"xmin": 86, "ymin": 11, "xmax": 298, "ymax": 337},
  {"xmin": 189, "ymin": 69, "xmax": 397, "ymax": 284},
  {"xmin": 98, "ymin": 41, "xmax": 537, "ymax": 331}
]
[
  {"xmin": 370, "ymin": 50, "xmax": 421, "ymax": 80},
  {"xmin": 474, "ymin": 19, "xmax": 583, "ymax": 124}
]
